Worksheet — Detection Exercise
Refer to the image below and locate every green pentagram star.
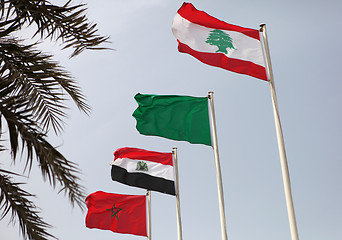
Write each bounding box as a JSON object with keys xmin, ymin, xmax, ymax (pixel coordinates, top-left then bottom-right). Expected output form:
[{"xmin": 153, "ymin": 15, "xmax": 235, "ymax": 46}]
[{"xmin": 106, "ymin": 203, "xmax": 122, "ymax": 220}]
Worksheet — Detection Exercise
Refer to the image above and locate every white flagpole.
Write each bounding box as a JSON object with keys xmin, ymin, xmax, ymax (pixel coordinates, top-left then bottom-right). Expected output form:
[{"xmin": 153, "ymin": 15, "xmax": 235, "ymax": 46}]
[
  {"xmin": 147, "ymin": 190, "xmax": 152, "ymax": 240},
  {"xmin": 172, "ymin": 147, "xmax": 183, "ymax": 240},
  {"xmin": 208, "ymin": 91, "xmax": 228, "ymax": 240},
  {"xmin": 260, "ymin": 23, "xmax": 299, "ymax": 240}
]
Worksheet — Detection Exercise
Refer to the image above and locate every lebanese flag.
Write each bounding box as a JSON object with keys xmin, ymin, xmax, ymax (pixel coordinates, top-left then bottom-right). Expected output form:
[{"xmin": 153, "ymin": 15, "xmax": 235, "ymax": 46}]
[
  {"xmin": 85, "ymin": 191, "xmax": 147, "ymax": 237},
  {"xmin": 172, "ymin": 2, "xmax": 268, "ymax": 81},
  {"xmin": 111, "ymin": 147, "xmax": 175, "ymax": 195}
]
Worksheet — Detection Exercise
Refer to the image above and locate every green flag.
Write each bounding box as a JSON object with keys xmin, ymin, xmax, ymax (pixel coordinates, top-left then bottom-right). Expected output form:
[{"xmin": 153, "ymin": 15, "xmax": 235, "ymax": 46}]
[{"xmin": 132, "ymin": 93, "xmax": 211, "ymax": 146}]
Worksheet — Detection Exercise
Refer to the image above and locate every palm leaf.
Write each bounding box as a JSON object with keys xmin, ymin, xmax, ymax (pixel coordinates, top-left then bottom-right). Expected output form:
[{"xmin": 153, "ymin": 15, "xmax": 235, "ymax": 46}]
[
  {"xmin": 0, "ymin": 38, "xmax": 90, "ymax": 133},
  {"xmin": 0, "ymin": 0, "xmax": 110, "ymax": 57},
  {"xmin": 0, "ymin": 1, "xmax": 110, "ymax": 239},
  {"xmin": 0, "ymin": 169, "xmax": 56, "ymax": 240},
  {"xmin": 0, "ymin": 91, "xmax": 86, "ymax": 209}
]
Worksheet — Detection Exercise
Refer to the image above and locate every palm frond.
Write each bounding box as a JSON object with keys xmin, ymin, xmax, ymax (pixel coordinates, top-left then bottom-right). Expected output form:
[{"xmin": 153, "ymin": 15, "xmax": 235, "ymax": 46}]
[
  {"xmin": 0, "ymin": 0, "xmax": 110, "ymax": 57},
  {"xmin": 0, "ymin": 169, "xmax": 56, "ymax": 240},
  {"xmin": 0, "ymin": 38, "xmax": 90, "ymax": 133},
  {"xmin": 0, "ymin": 92, "xmax": 86, "ymax": 209},
  {"xmin": 0, "ymin": 1, "xmax": 109, "ymax": 239}
]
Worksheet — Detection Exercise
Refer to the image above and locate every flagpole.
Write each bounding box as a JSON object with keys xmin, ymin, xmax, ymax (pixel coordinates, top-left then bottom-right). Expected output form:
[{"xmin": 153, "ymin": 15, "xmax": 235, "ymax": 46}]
[
  {"xmin": 208, "ymin": 91, "xmax": 228, "ymax": 240},
  {"xmin": 147, "ymin": 190, "xmax": 152, "ymax": 240},
  {"xmin": 172, "ymin": 147, "xmax": 183, "ymax": 240},
  {"xmin": 260, "ymin": 23, "xmax": 299, "ymax": 240}
]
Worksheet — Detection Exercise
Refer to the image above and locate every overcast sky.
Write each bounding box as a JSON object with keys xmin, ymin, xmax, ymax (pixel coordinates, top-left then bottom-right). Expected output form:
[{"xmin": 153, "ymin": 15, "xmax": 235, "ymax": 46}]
[{"xmin": 1, "ymin": 0, "xmax": 342, "ymax": 240}]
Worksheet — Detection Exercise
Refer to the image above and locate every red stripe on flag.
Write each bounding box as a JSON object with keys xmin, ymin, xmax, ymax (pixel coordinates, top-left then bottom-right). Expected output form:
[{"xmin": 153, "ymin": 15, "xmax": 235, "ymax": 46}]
[
  {"xmin": 177, "ymin": 2, "xmax": 260, "ymax": 40},
  {"xmin": 178, "ymin": 41, "xmax": 268, "ymax": 81},
  {"xmin": 114, "ymin": 147, "xmax": 173, "ymax": 166}
]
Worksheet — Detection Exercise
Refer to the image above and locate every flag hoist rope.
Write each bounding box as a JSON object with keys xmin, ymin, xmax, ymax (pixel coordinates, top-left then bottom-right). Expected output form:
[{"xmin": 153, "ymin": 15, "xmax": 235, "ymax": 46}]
[
  {"xmin": 172, "ymin": 147, "xmax": 183, "ymax": 240},
  {"xmin": 147, "ymin": 190, "xmax": 151, "ymax": 240},
  {"xmin": 208, "ymin": 92, "xmax": 228, "ymax": 240},
  {"xmin": 260, "ymin": 23, "xmax": 299, "ymax": 240}
]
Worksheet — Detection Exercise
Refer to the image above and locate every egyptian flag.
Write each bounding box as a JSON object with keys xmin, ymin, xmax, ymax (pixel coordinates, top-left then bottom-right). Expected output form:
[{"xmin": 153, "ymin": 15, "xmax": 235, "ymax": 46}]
[
  {"xmin": 111, "ymin": 147, "xmax": 175, "ymax": 195},
  {"xmin": 85, "ymin": 191, "xmax": 147, "ymax": 237}
]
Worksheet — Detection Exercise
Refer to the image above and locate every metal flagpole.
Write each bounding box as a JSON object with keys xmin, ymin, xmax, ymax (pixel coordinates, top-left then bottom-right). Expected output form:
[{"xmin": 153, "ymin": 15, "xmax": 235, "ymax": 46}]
[
  {"xmin": 260, "ymin": 23, "xmax": 299, "ymax": 240},
  {"xmin": 208, "ymin": 91, "xmax": 228, "ymax": 240},
  {"xmin": 172, "ymin": 147, "xmax": 183, "ymax": 240},
  {"xmin": 147, "ymin": 190, "xmax": 152, "ymax": 240}
]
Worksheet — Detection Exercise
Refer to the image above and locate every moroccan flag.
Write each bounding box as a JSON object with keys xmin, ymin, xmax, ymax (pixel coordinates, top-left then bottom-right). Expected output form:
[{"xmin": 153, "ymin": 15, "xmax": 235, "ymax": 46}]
[
  {"xmin": 172, "ymin": 2, "xmax": 268, "ymax": 81},
  {"xmin": 85, "ymin": 191, "xmax": 147, "ymax": 237},
  {"xmin": 111, "ymin": 147, "xmax": 175, "ymax": 195},
  {"xmin": 132, "ymin": 93, "xmax": 211, "ymax": 146}
]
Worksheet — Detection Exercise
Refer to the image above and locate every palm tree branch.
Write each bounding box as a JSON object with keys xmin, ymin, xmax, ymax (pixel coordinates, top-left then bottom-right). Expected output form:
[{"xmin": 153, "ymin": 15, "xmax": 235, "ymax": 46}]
[
  {"xmin": 0, "ymin": 0, "xmax": 110, "ymax": 57},
  {"xmin": 0, "ymin": 95, "xmax": 86, "ymax": 209},
  {"xmin": 0, "ymin": 39, "xmax": 90, "ymax": 133},
  {"xmin": 0, "ymin": 169, "xmax": 56, "ymax": 240}
]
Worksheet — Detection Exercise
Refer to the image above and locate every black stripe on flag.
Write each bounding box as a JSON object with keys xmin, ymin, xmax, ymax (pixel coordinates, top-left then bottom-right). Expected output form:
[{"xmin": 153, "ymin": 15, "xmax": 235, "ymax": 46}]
[{"xmin": 111, "ymin": 165, "xmax": 176, "ymax": 196}]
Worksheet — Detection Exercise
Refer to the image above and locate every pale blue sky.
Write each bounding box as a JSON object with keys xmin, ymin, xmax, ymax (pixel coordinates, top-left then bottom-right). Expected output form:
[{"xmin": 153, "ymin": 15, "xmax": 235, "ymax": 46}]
[{"xmin": 1, "ymin": 0, "xmax": 341, "ymax": 239}]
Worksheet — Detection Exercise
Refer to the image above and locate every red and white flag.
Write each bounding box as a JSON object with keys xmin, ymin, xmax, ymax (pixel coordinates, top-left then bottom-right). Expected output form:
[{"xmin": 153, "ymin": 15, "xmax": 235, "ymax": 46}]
[
  {"xmin": 111, "ymin": 147, "xmax": 175, "ymax": 195},
  {"xmin": 85, "ymin": 191, "xmax": 147, "ymax": 237},
  {"xmin": 172, "ymin": 2, "xmax": 268, "ymax": 81}
]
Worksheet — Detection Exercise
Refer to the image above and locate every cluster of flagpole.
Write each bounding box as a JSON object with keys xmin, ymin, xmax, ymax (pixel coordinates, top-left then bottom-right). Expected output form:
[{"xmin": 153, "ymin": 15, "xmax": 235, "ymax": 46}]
[
  {"xmin": 202, "ymin": 24, "xmax": 300, "ymax": 240},
  {"xmin": 85, "ymin": 3, "xmax": 300, "ymax": 240},
  {"xmin": 208, "ymin": 23, "xmax": 300, "ymax": 240}
]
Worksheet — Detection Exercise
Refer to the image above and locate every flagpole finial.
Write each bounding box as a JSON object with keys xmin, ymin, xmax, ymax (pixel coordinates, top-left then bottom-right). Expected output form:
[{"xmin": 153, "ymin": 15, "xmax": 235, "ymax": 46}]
[
  {"xmin": 208, "ymin": 91, "xmax": 214, "ymax": 99},
  {"xmin": 259, "ymin": 23, "xmax": 266, "ymax": 32},
  {"xmin": 172, "ymin": 147, "xmax": 177, "ymax": 154}
]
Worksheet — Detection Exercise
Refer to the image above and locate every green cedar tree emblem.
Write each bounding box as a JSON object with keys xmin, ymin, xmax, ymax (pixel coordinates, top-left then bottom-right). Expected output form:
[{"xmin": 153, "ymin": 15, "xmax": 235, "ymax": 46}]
[
  {"xmin": 136, "ymin": 161, "xmax": 148, "ymax": 171},
  {"xmin": 106, "ymin": 203, "xmax": 122, "ymax": 220},
  {"xmin": 205, "ymin": 29, "xmax": 236, "ymax": 54}
]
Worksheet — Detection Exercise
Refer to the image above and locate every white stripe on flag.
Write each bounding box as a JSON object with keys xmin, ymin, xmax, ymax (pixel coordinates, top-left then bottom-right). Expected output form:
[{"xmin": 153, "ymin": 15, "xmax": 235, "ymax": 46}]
[{"xmin": 111, "ymin": 158, "xmax": 174, "ymax": 181}]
